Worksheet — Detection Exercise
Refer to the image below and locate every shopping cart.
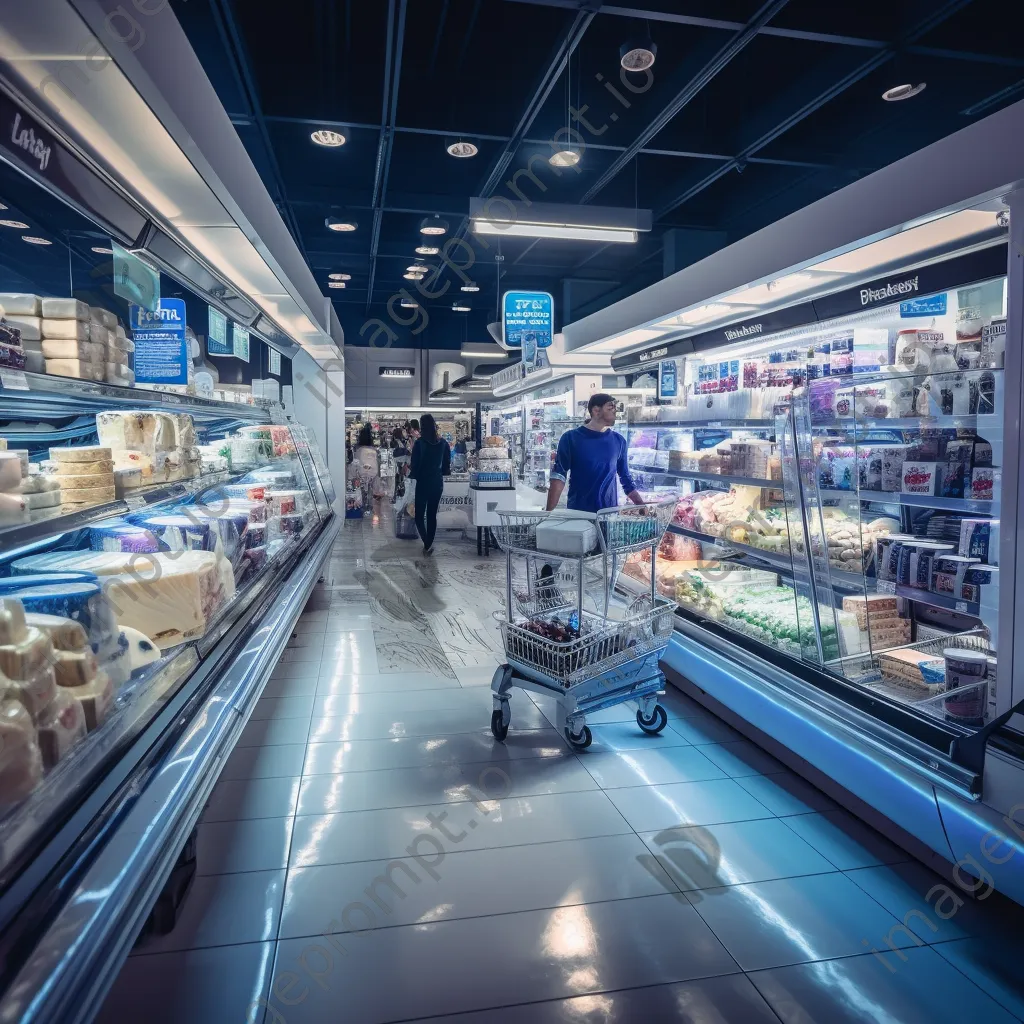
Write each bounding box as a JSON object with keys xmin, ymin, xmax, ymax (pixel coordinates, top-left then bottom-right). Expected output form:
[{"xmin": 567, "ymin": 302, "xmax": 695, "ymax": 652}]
[{"xmin": 489, "ymin": 500, "xmax": 678, "ymax": 749}]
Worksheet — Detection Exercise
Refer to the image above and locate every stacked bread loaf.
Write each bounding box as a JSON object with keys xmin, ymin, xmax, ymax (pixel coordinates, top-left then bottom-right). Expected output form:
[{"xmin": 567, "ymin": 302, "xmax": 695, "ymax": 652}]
[{"xmin": 47, "ymin": 446, "xmax": 115, "ymax": 508}]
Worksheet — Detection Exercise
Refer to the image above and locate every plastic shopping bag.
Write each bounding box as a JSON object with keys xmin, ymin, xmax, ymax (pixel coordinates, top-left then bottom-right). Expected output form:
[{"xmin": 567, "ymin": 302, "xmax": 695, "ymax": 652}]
[{"xmin": 394, "ymin": 477, "xmax": 416, "ymax": 516}]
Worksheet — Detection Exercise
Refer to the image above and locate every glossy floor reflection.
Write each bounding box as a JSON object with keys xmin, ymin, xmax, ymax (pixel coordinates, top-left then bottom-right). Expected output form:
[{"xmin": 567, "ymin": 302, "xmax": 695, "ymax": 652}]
[{"xmin": 97, "ymin": 519, "xmax": 1024, "ymax": 1024}]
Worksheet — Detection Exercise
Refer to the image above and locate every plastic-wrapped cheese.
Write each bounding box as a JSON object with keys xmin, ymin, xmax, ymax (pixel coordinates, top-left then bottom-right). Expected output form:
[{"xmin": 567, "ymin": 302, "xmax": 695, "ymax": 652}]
[
  {"xmin": 4, "ymin": 315, "xmax": 41, "ymax": 340},
  {"xmin": 96, "ymin": 412, "xmax": 176, "ymax": 455},
  {"xmin": 0, "ymin": 451, "xmax": 22, "ymax": 491},
  {"xmin": 19, "ymin": 472, "xmax": 60, "ymax": 494},
  {"xmin": 24, "ymin": 491, "xmax": 61, "ymax": 511},
  {"xmin": 114, "ymin": 466, "xmax": 143, "ymax": 495},
  {"xmin": 142, "ymin": 513, "xmax": 215, "ymax": 553},
  {"xmin": 58, "ymin": 472, "xmax": 113, "ymax": 491},
  {"xmin": 45, "ymin": 359, "xmax": 103, "ymax": 380},
  {"xmin": 90, "ymin": 306, "xmax": 117, "ymax": 330},
  {"xmin": 68, "ymin": 673, "xmax": 113, "ymax": 731},
  {"xmin": 41, "ymin": 339, "xmax": 102, "ymax": 361},
  {"xmin": 0, "ymin": 580, "xmax": 119, "ymax": 653},
  {"xmin": 88, "ymin": 322, "xmax": 110, "ymax": 345},
  {"xmin": 49, "ymin": 446, "xmax": 112, "ymax": 465},
  {"xmin": 89, "ymin": 522, "xmax": 160, "ymax": 553},
  {"xmin": 12, "ymin": 550, "xmax": 158, "ymax": 577},
  {"xmin": 62, "ymin": 485, "xmax": 116, "ymax": 505},
  {"xmin": 0, "ymin": 294, "xmax": 41, "ymax": 316},
  {"xmin": 41, "ymin": 297, "xmax": 89, "ymax": 320},
  {"xmin": 41, "ymin": 321, "xmax": 91, "ymax": 343},
  {"xmin": 106, "ymin": 363, "xmax": 131, "ymax": 385},
  {"xmin": 0, "ymin": 699, "xmax": 43, "ymax": 805}
]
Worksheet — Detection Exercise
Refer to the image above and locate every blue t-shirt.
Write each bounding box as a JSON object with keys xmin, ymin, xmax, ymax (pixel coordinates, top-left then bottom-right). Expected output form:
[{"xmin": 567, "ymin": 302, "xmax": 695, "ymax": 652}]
[{"xmin": 551, "ymin": 426, "xmax": 637, "ymax": 513}]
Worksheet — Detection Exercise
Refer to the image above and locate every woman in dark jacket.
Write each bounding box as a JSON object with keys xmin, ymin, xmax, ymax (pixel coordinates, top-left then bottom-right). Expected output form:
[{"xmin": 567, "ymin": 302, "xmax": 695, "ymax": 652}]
[{"xmin": 409, "ymin": 413, "xmax": 451, "ymax": 554}]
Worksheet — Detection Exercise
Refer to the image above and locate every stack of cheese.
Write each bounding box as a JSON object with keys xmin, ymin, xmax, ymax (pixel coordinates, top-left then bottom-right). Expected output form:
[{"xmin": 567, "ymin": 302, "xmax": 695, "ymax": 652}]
[
  {"xmin": 47, "ymin": 446, "xmax": 115, "ymax": 509},
  {"xmin": 0, "ymin": 598, "xmax": 88, "ymax": 780},
  {"xmin": 40, "ymin": 298, "xmax": 105, "ymax": 381},
  {"xmin": 842, "ymin": 594, "xmax": 911, "ymax": 651},
  {"xmin": 89, "ymin": 307, "xmax": 134, "ymax": 386},
  {"xmin": 12, "ymin": 549, "xmax": 236, "ymax": 651},
  {"xmin": 877, "ymin": 648, "xmax": 946, "ymax": 694},
  {"xmin": 96, "ymin": 410, "xmax": 201, "ymax": 489},
  {"xmin": 0, "ymin": 293, "xmax": 44, "ymax": 373},
  {"xmin": 0, "ymin": 442, "xmax": 62, "ymax": 523},
  {"xmin": 0, "ymin": 305, "xmax": 27, "ymax": 370}
]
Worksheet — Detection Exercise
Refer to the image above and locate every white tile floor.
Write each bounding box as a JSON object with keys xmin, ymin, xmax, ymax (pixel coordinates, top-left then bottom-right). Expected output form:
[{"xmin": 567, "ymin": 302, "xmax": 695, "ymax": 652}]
[{"xmin": 97, "ymin": 519, "xmax": 1024, "ymax": 1023}]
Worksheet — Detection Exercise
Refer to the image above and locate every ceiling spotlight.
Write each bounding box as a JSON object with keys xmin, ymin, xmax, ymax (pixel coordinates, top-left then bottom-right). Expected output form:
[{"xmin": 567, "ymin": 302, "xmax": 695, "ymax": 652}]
[
  {"xmin": 446, "ymin": 140, "xmax": 478, "ymax": 158},
  {"xmin": 452, "ymin": 303, "xmax": 471, "ymax": 312},
  {"xmin": 326, "ymin": 216, "xmax": 357, "ymax": 232},
  {"xmin": 0, "ymin": 202, "xmax": 7, "ymax": 210},
  {"xmin": 91, "ymin": 245, "xmax": 114, "ymax": 254},
  {"xmin": 403, "ymin": 271, "xmax": 425, "ymax": 280},
  {"xmin": 400, "ymin": 299, "xmax": 419, "ymax": 308},
  {"xmin": 328, "ymin": 281, "xmax": 346, "ymax": 289},
  {"xmin": 22, "ymin": 236, "xmax": 52, "ymax": 245},
  {"xmin": 882, "ymin": 83, "xmax": 926, "ymax": 102},
  {"xmin": 311, "ymin": 129, "xmax": 346, "ymax": 147},
  {"xmin": 0, "ymin": 219, "xmax": 30, "ymax": 229},
  {"xmin": 620, "ymin": 37, "xmax": 657, "ymax": 72},
  {"xmin": 406, "ymin": 264, "xmax": 430, "ymax": 273},
  {"xmin": 461, "ymin": 284, "xmax": 480, "ymax": 292},
  {"xmin": 419, "ymin": 215, "xmax": 449, "ymax": 236},
  {"xmin": 549, "ymin": 149, "xmax": 581, "ymax": 168},
  {"xmin": 415, "ymin": 244, "xmax": 440, "ymax": 255},
  {"xmin": 328, "ymin": 272, "xmax": 351, "ymax": 281}
]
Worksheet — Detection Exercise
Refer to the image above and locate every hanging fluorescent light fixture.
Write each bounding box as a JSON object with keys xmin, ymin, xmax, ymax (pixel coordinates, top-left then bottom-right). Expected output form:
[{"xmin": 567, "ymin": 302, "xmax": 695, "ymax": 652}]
[
  {"xmin": 326, "ymin": 217, "xmax": 357, "ymax": 232},
  {"xmin": 549, "ymin": 148, "xmax": 581, "ymax": 168},
  {"xmin": 469, "ymin": 198, "xmax": 650, "ymax": 244},
  {"xmin": 620, "ymin": 36, "xmax": 657, "ymax": 71}
]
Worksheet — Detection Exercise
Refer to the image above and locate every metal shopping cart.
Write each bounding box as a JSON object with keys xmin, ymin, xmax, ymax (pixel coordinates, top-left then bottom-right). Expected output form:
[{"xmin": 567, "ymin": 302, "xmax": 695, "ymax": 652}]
[{"xmin": 489, "ymin": 500, "xmax": 677, "ymax": 749}]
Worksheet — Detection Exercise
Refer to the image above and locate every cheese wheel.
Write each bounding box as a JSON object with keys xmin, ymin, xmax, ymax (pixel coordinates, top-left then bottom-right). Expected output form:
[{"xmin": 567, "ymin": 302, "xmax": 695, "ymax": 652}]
[
  {"xmin": 55, "ymin": 459, "xmax": 114, "ymax": 476},
  {"xmin": 0, "ymin": 294, "xmax": 41, "ymax": 316},
  {"xmin": 40, "ymin": 297, "xmax": 89, "ymax": 321},
  {"xmin": 57, "ymin": 473, "xmax": 113, "ymax": 491},
  {"xmin": 49, "ymin": 446, "xmax": 112, "ymax": 464},
  {"xmin": 61, "ymin": 484, "xmax": 116, "ymax": 505}
]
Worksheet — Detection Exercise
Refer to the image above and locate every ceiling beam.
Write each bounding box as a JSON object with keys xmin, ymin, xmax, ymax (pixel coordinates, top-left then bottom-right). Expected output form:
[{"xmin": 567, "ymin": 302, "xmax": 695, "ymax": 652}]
[
  {"xmin": 365, "ymin": 0, "xmax": 407, "ymax": 312},
  {"xmin": 655, "ymin": 0, "xmax": 976, "ymax": 221},
  {"xmin": 207, "ymin": 0, "xmax": 307, "ymax": 260},
  {"xmin": 581, "ymin": 0, "xmax": 791, "ymax": 203}
]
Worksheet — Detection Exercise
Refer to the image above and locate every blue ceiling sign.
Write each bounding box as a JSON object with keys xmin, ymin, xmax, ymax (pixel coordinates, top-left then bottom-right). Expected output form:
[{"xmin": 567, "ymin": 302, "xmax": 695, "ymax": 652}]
[{"xmin": 502, "ymin": 291, "xmax": 554, "ymax": 352}]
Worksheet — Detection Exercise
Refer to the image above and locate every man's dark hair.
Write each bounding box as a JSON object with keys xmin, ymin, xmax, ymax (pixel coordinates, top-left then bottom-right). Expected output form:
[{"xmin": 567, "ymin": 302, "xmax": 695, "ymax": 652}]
[{"xmin": 587, "ymin": 392, "xmax": 615, "ymax": 414}]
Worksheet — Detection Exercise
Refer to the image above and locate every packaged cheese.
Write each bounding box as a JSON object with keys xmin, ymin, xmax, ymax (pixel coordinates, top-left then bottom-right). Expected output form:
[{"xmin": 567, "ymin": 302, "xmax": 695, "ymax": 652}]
[
  {"xmin": 90, "ymin": 307, "xmax": 117, "ymax": 330},
  {"xmin": 0, "ymin": 451, "xmax": 22, "ymax": 491},
  {"xmin": 0, "ymin": 294, "xmax": 41, "ymax": 316},
  {"xmin": 41, "ymin": 320, "xmax": 91, "ymax": 343},
  {"xmin": 0, "ymin": 699, "xmax": 43, "ymax": 805},
  {"xmin": 40, "ymin": 298, "xmax": 89, "ymax": 320},
  {"xmin": 57, "ymin": 473, "xmax": 114, "ymax": 491},
  {"xmin": 45, "ymin": 359, "xmax": 104, "ymax": 380},
  {"xmin": 4, "ymin": 315, "xmax": 41, "ymax": 341},
  {"xmin": 49, "ymin": 446, "xmax": 113, "ymax": 464}
]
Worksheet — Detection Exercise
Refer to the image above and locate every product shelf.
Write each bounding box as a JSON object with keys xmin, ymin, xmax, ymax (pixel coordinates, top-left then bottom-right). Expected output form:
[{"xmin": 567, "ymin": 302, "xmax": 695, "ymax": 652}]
[
  {"xmin": 874, "ymin": 580, "xmax": 983, "ymax": 619},
  {"xmin": 818, "ymin": 488, "xmax": 999, "ymax": 514},
  {"xmin": 630, "ymin": 418, "xmax": 775, "ymax": 429},
  {"xmin": 635, "ymin": 467, "xmax": 779, "ymax": 489}
]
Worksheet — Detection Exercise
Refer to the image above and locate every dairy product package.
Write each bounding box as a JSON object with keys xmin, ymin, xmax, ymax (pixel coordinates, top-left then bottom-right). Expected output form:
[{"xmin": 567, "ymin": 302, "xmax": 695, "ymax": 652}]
[
  {"xmin": 0, "ymin": 294, "xmax": 41, "ymax": 316},
  {"xmin": 959, "ymin": 518, "xmax": 999, "ymax": 563},
  {"xmin": 40, "ymin": 298, "xmax": 89, "ymax": 320},
  {"xmin": 5, "ymin": 315, "xmax": 41, "ymax": 341},
  {"xmin": 902, "ymin": 462, "xmax": 941, "ymax": 495},
  {"xmin": 0, "ymin": 699, "xmax": 43, "ymax": 805},
  {"xmin": 41, "ymin": 319, "xmax": 91, "ymax": 343},
  {"xmin": 969, "ymin": 467, "xmax": 998, "ymax": 502}
]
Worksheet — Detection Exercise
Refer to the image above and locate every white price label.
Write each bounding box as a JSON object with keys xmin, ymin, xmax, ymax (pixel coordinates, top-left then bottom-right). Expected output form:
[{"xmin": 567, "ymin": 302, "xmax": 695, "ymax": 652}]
[
  {"xmin": 1, "ymin": 370, "xmax": 28, "ymax": 390},
  {"xmin": 124, "ymin": 495, "xmax": 146, "ymax": 511},
  {"xmin": 956, "ymin": 601, "xmax": 968, "ymax": 613}
]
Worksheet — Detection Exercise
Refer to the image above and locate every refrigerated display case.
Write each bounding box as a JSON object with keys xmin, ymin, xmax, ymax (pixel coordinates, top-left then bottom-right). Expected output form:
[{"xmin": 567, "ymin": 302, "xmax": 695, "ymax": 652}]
[
  {"xmin": 523, "ymin": 382, "xmax": 574, "ymax": 494},
  {"xmin": 566, "ymin": 98, "xmax": 1024, "ymax": 905}
]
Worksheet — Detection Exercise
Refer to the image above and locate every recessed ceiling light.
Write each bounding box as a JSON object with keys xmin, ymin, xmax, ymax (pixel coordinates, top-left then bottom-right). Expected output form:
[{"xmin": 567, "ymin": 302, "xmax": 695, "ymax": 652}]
[
  {"xmin": 400, "ymin": 299, "xmax": 419, "ymax": 308},
  {"xmin": 452, "ymin": 303, "xmax": 471, "ymax": 312},
  {"xmin": 0, "ymin": 219, "xmax": 29, "ymax": 229},
  {"xmin": 328, "ymin": 272, "xmax": 351, "ymax": 281},
  {"xmin": 22, "ymin": 235, "xmax": 51, "ymax": 245},
  {"xmin": 311, "ymin": 129, "xmax": 346, "ymax": 147},
  {"xmin": 446, "ymin": 140, "xmax": 478, "ymax": 158},
  {"xmin": 0, "ymin": 202, "xmax": 7, "ymax": 211},
  {"xmin": 406, "ymin": 264, "xmax": 430, "ymax": 273},
  {"xmin": 549, "ymin": 149, "xmax": 581, "ymax": 168},
  {"xmin": 461, "ymin": 284, "xmax": 480, "ymax": 292},
  {"xmin": 328, "ymin": 281, "xmax": 346, "ymax": 289},
  {"xmin": 326, "ymin": 217, "xmax": 357, "ymax": 232},
  {"xmin": 420, "ymin": 215, "xmax": 448, "ymax": 235},
  {"xmin": 882, "ymin": 83, "xmax": 926, "ymax": 102},
  {"xmin": 620, "ymin": 38, "xmax": 657, "ymax": 71},
  {"xmin": 415, "ymin": 245, "xmax": 440, "ymax": 255},
  {"xmin": 91, "ymin": 245, "xmax": 114, "ymax": 254},
  {"xmin": 403, "ymin": 271, "xmax": 425, "ymax": 280}
]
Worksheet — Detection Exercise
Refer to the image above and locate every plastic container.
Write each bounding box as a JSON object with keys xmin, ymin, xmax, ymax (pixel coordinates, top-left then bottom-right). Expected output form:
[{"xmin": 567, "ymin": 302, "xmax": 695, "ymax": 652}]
[
  {"xmin": 943, "ymin": 648, "xmax": 988, "ymax": 724},
  {"xmin": 90, "ymin": 521, "xmax": 161, "ymax": 553}
]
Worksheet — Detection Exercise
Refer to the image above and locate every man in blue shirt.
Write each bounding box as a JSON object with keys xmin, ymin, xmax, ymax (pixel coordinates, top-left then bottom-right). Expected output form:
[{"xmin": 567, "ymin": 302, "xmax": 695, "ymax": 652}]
[{"xmin": 546, "ymin": 393, "xmax": 643, "ymax": 512}]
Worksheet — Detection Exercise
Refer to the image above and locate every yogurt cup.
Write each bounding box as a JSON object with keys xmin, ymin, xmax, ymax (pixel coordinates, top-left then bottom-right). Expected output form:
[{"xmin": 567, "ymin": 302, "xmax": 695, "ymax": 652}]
[{"xmin": 943, "ymin": 648, "xmax": 988, "ymax": 724}]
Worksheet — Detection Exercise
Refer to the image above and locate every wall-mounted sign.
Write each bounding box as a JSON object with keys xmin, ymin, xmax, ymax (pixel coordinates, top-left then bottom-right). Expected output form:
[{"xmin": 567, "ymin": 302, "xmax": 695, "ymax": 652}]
[
  {"xmin": 658, "ymin": 360, "xmax": 678, "ymax": 400},
  {"xmin": 378, "ymin": 366, "xmax": 415, "ymax": 378},
  {"xmin": 268, "ymin": 347, "xmax": 282, "ymax": 375},
  {"xmin": 900, "ymin": 292, "xmax": 948, "ymax": 318},
  {"xmin": 208, "ymin": 306, "xmax": 230, "ymax": 355},
  {"xmin": 131, "ymin": 298, "xmax": 188, "ymax": 385},
  {"xmin": 502, "ymin": 291, "xmax": 554, "ymax": 349},
  {"xmin": 113, "ymin": 241, "xmax": 159, "ymax": 312},
  {"xmin": 232, "ymin": 323, "xmax": 250, "ymax": 362}
]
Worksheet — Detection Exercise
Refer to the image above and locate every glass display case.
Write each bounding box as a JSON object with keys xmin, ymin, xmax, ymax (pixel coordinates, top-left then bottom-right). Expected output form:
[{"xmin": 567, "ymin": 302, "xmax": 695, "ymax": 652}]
[
  {"xmin": 623, "ymin": 267, "xmax": 1008, "ymax": 741},
  {"xmin": 523, "ymin": 382, "xmax": 574, "ymax": 494}
]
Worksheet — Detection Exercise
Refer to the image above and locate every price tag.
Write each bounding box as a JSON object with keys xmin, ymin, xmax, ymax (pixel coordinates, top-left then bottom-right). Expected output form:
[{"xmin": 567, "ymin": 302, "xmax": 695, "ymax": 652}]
[
  {"xmin": 956, "ymin": 601, "xmax": 968, "ymax": 613},
  {"xmin": 1, "ymin": 370, "xmax": 28, "ymax": 390},
  {"xmin": 124, "ymin": 494, "xmax": 146, "ymax": 511}
]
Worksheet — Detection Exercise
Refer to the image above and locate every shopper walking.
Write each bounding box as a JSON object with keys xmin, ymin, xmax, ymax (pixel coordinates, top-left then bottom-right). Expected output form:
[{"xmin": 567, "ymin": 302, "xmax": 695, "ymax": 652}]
[
  {"xmin": 546, "ymin": 393, "xmax": 643, "ymax": 512},
  {"xmin": 349, "ymin": 424, "xmax": 381, "ymax": 516},
  {"xmin": 409, "ymin": 412, "xmax": 451, "ymax": 554},
  {"xmin": 391, "ymin": 426, "xmax": 410, "ymax": 499}
]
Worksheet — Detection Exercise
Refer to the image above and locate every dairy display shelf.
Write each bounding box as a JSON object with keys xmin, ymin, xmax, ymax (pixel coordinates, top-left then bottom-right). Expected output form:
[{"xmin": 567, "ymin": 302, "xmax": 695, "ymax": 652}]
[
  {"xmin": 637, "ymin": 468, "xmax": 778, "ymax": 489},
  {"xmin": 819, "ymin": 488, "xmax": 999, "ymax": 514},
  {"xmin": 872, "ymin": 580, "xmax": 983, "ymax": 619},
  {"xmin": 811, "ymin": 415, "xmax": 983, "ymax": 432},
  {"xmin": 0, "ymin": 371, "xmax": 275, "ymax": 423},
  {"xmin": 630, "ymin": 418, "xmax": 774, "ymax": 429},
  {"xmin": 0, "ymin": 471, "xmax": 233, "ymax": 549}
]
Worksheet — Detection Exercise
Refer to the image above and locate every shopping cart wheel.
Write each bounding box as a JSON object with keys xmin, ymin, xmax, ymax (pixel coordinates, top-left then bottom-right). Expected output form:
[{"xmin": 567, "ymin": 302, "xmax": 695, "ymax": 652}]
[
  {"xmin": 491, "ymin": 709, "xmax": 509, "ymax": 742},
  {"xmin": 636, "ymin": 705, "xmax": 668, "ymax": 735},
  {"xmin": 565, "ymin": 724, "xmax": 592, "ymax": 750}
]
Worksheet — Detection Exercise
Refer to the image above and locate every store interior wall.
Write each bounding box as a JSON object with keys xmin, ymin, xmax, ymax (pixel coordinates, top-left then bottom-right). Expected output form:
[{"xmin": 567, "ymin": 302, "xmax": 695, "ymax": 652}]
[{"xmin": 292, "ymin": 351, "xmax": 345, "ymax": 511}]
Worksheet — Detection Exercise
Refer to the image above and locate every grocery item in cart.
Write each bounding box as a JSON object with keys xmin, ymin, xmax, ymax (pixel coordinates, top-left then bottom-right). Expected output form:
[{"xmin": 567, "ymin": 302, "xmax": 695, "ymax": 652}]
[{"xmin": 535, "ymin": 512, "xmax": 598, "ymax": 556}]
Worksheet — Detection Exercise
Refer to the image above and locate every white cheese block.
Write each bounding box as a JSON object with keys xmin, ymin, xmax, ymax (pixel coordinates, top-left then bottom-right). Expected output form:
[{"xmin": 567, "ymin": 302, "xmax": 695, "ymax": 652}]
[
  {"xmin": 0, "ymin": 452, "xmax": 22, "ymax": 491},
  {"xmin": 109, "ymin": 335, "xmax": 132, "ymax": 355},
  {"xmin": 89, "ymin": 322, "xmax": 110, "ymax": 345},
  {"xmin": 41, "ymin": 338, "xmax": 102, "ymax": 359},
  {"xmin": 0, "ymin": 700, "xmax": 43, "ymax": 805},
  {"xmin": 113, "ymin": 451, "xmax": 153, "ymax": 480},
  {"xmin": 41, "ymin": 319, "xmax": 91, "ymax": 342},
  {"xmin": 24, "ymin": 613, "xmax": 90, "ymax": 652},
  {"xmin": 5, "ymin": 315, "xmax": 41, "ymax": 341},
  {"xmin": 49, "ymin": 446, "xmax": 112, "ymax": 464},
  {"xmin": 13, "ymin": 550, "xmax": 159, "ymax": 576},
  {"xmin": 36, "ymin": 690, "xmax": 87, "ymax": 768},
  {"xmin": 114, "ymin": 467, "xmax": 143, "ymax": 494},
  {"xmin": 89, "ymin": 307, "xmax": 117, "ymax": 330},
  {"xmin": 58, "ymin": 473, "xmax": 114, "ymax": 491},
  {"xmin": 0, "ymin": 294, "xmax": 41, "ymax": 316},
  {"xmin": 55, "ymin": 459, "xmax": 114, "ymax": 476},
  {"xmin": 45, "ymin": 359, "xmax": 104, "ymax": 380},
  {"xmin": 0, "ymin": 492, "xmax": 28, "ymax": 521},
  {"xmin": 40, "ymin": 297, "xmax": 89, "ymax": 321},
  {"xmin": 106, "ymin": 363, "xmax": 131, "ymax": 385},
  {"xmin": 23, "ymin": 490, "xmax": 61, "ymax": 511},
  {"xmin": 19, "ymin": 473, "xmax": 61, "ymax": 494},
  {"xmin": 61, "ymin": 484, "xmax": 116, "ymax": 504}
]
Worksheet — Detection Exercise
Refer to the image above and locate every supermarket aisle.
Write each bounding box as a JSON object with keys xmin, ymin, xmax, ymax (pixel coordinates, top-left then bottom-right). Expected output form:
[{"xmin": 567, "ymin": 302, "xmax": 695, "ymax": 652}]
[{"xmin": 97, "ymin": 518, "xmax": 1024, "ymax": 1024}]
